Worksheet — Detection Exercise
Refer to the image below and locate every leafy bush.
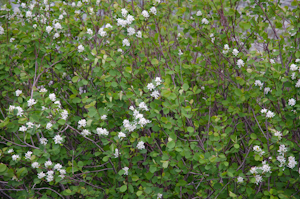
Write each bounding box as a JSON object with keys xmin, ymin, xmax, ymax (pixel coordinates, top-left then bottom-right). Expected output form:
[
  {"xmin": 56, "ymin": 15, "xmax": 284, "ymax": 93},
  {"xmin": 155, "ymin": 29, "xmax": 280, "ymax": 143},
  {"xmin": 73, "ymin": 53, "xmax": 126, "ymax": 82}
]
[{"xmin": 0, "ymin": 0, "xmax": 300, "ymax": 198}]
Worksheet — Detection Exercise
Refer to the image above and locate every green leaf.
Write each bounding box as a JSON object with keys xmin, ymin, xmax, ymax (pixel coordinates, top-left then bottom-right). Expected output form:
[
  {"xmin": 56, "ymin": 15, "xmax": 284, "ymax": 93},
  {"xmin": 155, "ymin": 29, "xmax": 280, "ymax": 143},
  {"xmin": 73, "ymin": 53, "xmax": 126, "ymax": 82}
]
[
  {"xmin": 57, "ymin": 119, "xmax": 66, "ymax": 125},
  {"xmin": 250, "ymin": 133, "xmax": 257, "ymax": 139},
  {"xmin": 72, "ymin": 76, "xmax": 79, "ymax": 83},
  {"xmin": 0, "ymin": 164, "xmax": 7, "ymax": 173},
  {"xmin": 88, "ymin": 107, "xmax": 97, "ymax": 117},
  {"xmin": 132, "ymin": 175, "xmax": 139, "ymax": 181},
  {"xmin": 120, "ymin": 185, "xmax": 127, "ymax": 192},
  {"xmin": 136, "ymin": 191, "xmax": 143, "ymax": 196},
  {"xmin": 151, "ymin": 58, "xmax": 159, "ymax": 65},
  {"xmin": 167, "ymin": 140, "xmax": 175, "ymax": 149}
]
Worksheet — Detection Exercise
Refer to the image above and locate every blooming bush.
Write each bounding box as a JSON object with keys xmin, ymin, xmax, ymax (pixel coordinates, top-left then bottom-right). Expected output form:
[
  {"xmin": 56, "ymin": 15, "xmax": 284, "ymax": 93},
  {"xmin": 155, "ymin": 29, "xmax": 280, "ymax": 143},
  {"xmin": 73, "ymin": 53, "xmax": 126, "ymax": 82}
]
[{"xmin": 0, "ymin": 0, "xmax": 300, "ymax": 198}]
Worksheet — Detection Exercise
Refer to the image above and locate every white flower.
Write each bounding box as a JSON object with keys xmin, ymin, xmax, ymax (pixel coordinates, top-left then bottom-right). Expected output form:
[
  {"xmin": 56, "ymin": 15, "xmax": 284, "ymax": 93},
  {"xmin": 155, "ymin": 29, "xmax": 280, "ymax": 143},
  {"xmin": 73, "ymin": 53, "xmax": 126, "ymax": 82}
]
[
  {"xmin": 121, "ymin": 8, "xmax": 128, "ymax": 17},
  {"xmin": 16, "ymin": 106, "xmax": 24, "ymax": 117},
  {"xmin": 266, "ymin": 110, "xmax": 275, "ymax": 118},
  {"xmin": 33, "ymin": 24, "xmax": 37, "ymax": 29},
  {"xmin": 0, "ymin": 26, "xmax": 4, "ymax": 35},
  {"xmin": 237, "ymin": 59, "xmax": 245, "ymax": 68},
  {"xmin": 40, "ymin": 137, "xmax": 48, "ymax": 145},
  {"xmin": 139, "ymin": 102, "xmax": 148, "ymax": 111},
  {"xmin": 25, "ymin": 151, "xmax": 33, "ymax": 160},
  {"xmin": 296, "ymin": 59, "xmax": 300, "ymax": 63},
  {"xmin": 127, "ymin": 27, "xmax": 135, "ymax": 36},
  {"xmin": 96, "ymin": 128, "xmax": 109, "ymax": 136},
  {"xmin": 278, "ymin": 144, "xmax": 287, "ymax": 155},
  {"xmin": 290, "ymin": 64, "xmax": 298, "ymax": 71},
  {"xmin": 28, "ymin": 98, "xmax": 37, "ymax": 107},
  {"xmin": 46, "ymin": 122, "xmax": 52, "ymax": 130},
  {"xmin": 147, "ymin": 83, "xmax": 155, "ymax": 91},
  {"xmin": 277, "ymin": 156, "xmax": 286, "ymax": 167},
  {"xmin": 274, "ymin": 131, "xmax": 282, "ymax": 140},
  {"xmin": 26, "ymin": 11, "xmax": 32, "ymax": 18},
  {"xmin": 47, "ymin": 170, "xmax": 54, "ymax": 176},
  {"xmin": 78, "ymin": 119, "xmax": 87, "ymax": 128},
  {"xmin": 12, "ymin": 155, "xmax": 20, "ymax": 161},
  {"xmin": 54, "ymin": 163, "xmax": 63, "ymax": 170},
  {"xmin": 122, "ymin": 167, "xmax": 129, "ymax": 175},
  {"xmin": 46, "ymin": 26, "xmax": 53, "ymax": 34},
  {"xmin": 178, "ymin": 49, "xmax": 183, "ymax": 56},
  {"xmin": 53, "ymin": 134, "xmax": 63, "ymax": 144},
  {"xmin": 264, "ymin": 87, "xmax": 271, "ymax": 94},
  {"xmin": 118, "ymin": 132, "xmax": 126, "ymax": 140},
  {"xmin": 53, "ymin": 33, "xmax": 60, "ymax": 39},
  {"xmin": 32, "ymin": 162, "xmax": 39, "ymax": 168},
  {"xmin": 149, "ymin": 7, "xmax": 157, "ymax": 15},
  {"xmin": 10, "ymin": 38, "xmax": 15, "ymax": 43},
  {"xmin": 59, "ymin": 14, "xmax": 64, "ymax": 20},
  {"xmin": 54, "ymin": 22, "xmax": 62, "ymax": 30},
  {"xmin": 114, "ymin": 149, "xmax": 119, "ymax": 158},
  {"xmin": 26, "ymin": 122, "xmax": 34, "ymax": 129},
  {"xmin": 157, "ymin": 193, "xmax": 163, "ymax": 199},
  {"xmin": 81, "ymin": 129, "xmax": 91, "ymax": 137},
  {"xmin": 106, "ymin": 23, "xmax": 112, "ymax": 28},
  {"xmin": 49, "ymin": 93, "xmax": 56, "ymax": 101},
  {"xmin": 122, "ymin": 39, "xmax": 130, "ymax": 47},
  {"xmin": 7, "ymin": 149, "xmax": 14, "ymax": 154},
  {"xmin": 137, "ymin": 141, "xmax": 145, "ymax": 150},
  {"xmin": 287, "ymin": 156, "xmax": 297, "ymax": 169},
  {"xmin": 261, "ymin": 164, "xmax": 271, "ymax": 173},
  {"xmin": 75, "ymin": 10, "xmax": 81, "ymax": 14},
  {"xmin": 126, "ymin": 14, "xmax": 135, "ymax": 24},
  {"xmin": 87, "ymin": 28, "xmax": 93, "ymax": 35},
  {"xmin": 116, "ymin": 18, "xmax": 127, "ymax": 27},
  {"xmin": 155, "ymin": 77, "xmax": 162, "ymax": 86},
  {"xmin": 201, "ymin": 18, "xmax": 209, "ymax": 24},
  {"xmin": 296, "ymin": 79, "xmax": 300, "ymax": 88},
  {"xmin": 151, "ymin": 90, "xmax": 160, "ymax": 99},
  {"xmin": 77, "ymin": 1, "xmax": 82, "ymax": 7},
  {"xmin": 196, "ymin": 11, "xmax": 202, "ymax": 16},
  {"xmin": 38, "ymin": 172, "xmax": 46, "ymax": 179},
  {"xmin": 129, "ymin": 106, "xmax": 135, "ymax": 111},
  {"xmin": 39, "ymin": 88, "xmax": 47, "ymax": 93},
  {"xmin": 270, "ymin": 59, "xmax": 275, "ymax": 64},
  {"xmin": 61, "ymin": 109, "xmax": 68, "ymax": 120},
  {"xmin": 46, "ymin": 175, "xmax": 54, "ymax": 182},
  {"xmin": 98, "ymin": 28, "xmax": 107, "ymax": 37},
  {"xmin": 78, "ymin": 45, "xmax": 84, "ymax": 53},
  {"xmin": 142, "ymin": 10, "xmax": 149, "ymax": 18},
  {"xmin": 255, "ymin": 175, "xmax": 263, "ymax": 185},
  {"xmin": 237, "ymin": 176, "xmax": 243, "ymax": 183},
  {"xmin": 101, "ymin": 115, "xmax": 107, "ymax": 120},
  {"xmin": 136, "ymin": 31, "xmax": 142, "ymax": 38},
  {"xmin": 45, "ymin": 160, "xmax": 52, "ymax": 168},
  {"xmin": 117, "ymin": 48, "xmax": 123, "ymax": 53},
  {"xmin": 19, "ymin": 126, "xmax": 27, "ymax": 132},
  {"xmin": 288, "ymin": 98, "xmax": 296, "ymax": 106},
  {"xmin": 291, "ymin": 72, "xmax": 296, "ymax": 80},
  {"xmin": 232, "ymin": 49, "xmax": 239, "ymax": 56},
  {"xmin": 250, "ymin": 167, "xmax": 257, "ymax": 174}
]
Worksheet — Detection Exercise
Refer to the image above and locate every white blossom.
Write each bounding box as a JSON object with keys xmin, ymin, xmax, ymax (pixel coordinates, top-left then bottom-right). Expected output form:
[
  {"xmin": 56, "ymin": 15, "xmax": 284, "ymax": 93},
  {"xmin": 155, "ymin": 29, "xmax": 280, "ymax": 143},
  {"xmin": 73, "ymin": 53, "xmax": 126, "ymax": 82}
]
[
  {"xmin": 87, "ymin": 28, "xmax": 93, "ymax": 35},
  {"xmin": 32, "ymin": 162, "xmax": 39, "ymax": 168},
  {"xmin": 46, "ymin": 26, "xmax": 53, "ymax": 34},
  {"xmin": 237, "ymin": 176, "xmax": 243, "ymax": 183},
  {"xmin": 137, "ymin": 141, "xmax": 145, "ymax": 150},
  {"xmin": 101, "ymin": 115, "xmax": 107, "ymax": 120},
  {"xmin": 53, "ymin": 134, "xmax": 63, "ymax": 144},
  {"xmin": 266, "ymin": 110, "xmax": 275, "ymax": 118},
  {"xmin": 121, "ymin": 8, "xmax": 128, "ymax": 17},
  {"xmin": 122, "ymin": 167, "xmax": 129, "ymax": 175},
  {"xmin": 78, "ymin": 45, "xmax": 84, "ymax": 53},
  {"xmin": 12, "ymin": 155, "xmax": 20, "ymax": 161},
  {"xmin": 155, "ymin": 77, "xmax": 162, "ymax": 86},
  {"xmin": 0, "ymin": 26, "xmax": 4, "ymax": 35},
  {"xmin": 237, "ymin": 59, "xmax": 245, "ymax": 68},
  {"xmin": 27, "ymin": 98, "xmax": 37, "ymax": 107},
  {"xmin": 255, "ymin": 175, "xmax": 263, "ymax": 185},
  {"xmin": 136, "ymin": 31, "xmax": 142, "ymax": 38},
  {"xmin": 118, "ymin": 132, "xmax": 126, "ymax": 140},
  {"xmin": 147, "ymin": 83, "xmax": 155, "ymax": 91},
  {"xmin": 81, "ymin": 129, "xmax": 91, "ymax": 137},
  {"xmin": 78, "ymin": 119, "xmax": 87, "ymax": 128},
  {"xmin": 201, "ymin": 18, "xmax": 209, "ymax": 24},
  {"xmin": 40, "ymin": 137, "xmax": 48, "ymax": 145},
  {"xmin": 157, "ymin": 193, "xmax": 163, "ymax": 199},
  {"xmin": 151, "ymin": 90, "xmax": 160, "ymax": 99},
  {"xmin": 45, "ymin": 160, "xmax": 52, "ymax": 168},
  {"xmin": 139, "ymin": 102, "xmax": 148, "ymax": 111},
  {"xmin": 264, "ymin": 87, "xmax": 271, "ymax": 95},
  {"xmin": 46, "ymin": 175, "xmax": 54, "ymax": 182},
  {"xmin": 296, "ymin": 79, "xmax": 300, "ymax": 88},
  {"xmin": 7, "ymin": 149, "xmax": 14, "ymax": 154},
  {"xmin": 141, "ymin": 10, "xmax": 149, "ymax": 18},
  {"xmin": 38, "ymin": 172, "xmax": 46, "ymax": 179},
  {"xmin": 232, "ymin": 49, "xmax": 239, "ymax": 56},
  {"xmin": 290, "ymin": 64, "xmax": 298, "ymax": 71},
  {"xmin": 54, "ymin": 163, "xmax": 63, "ymax": 170},
  {"xmin": 49, "ymin": 93, "xmax": 56, "ymax": 101},
  {"xmin": 96, "ymin": 127, "xmax": 109, "ymax": 136},
  {"xmin": 270, "ymin": 59, "xmax": 275, "ymax": 64},
  {"xmin": 196, "ymin": 11, "xmax": 202, "ymax": 16},
  {"xmin": 114, "ymin": 149, "xmax": 119, "ymax": 158},
  {"xmin": 25, "ymin": 151, "xmax": 33, "ymax": 160},
  {"xmin": 19, "ymin": 126, "xmax": 27, "ymax": 132},
  {"xmin": 126, "ymin": 14, "xmax": 135, "ymax": 24},
  {"xmin": 287, "ymin": 156, "xmax": 297, "ymax": 169},
  {"xmin": 54, "ymin": 22, "xmax": 62, "ymax": 30},
  {"xmin": 16, "ymin": 90, "xmax": 22, "ymax": 96},
  {"xmin": 127, "ymin": 27, "xmax": 135, "ymax": 36},
  {"xmin": 288, "ymin": 98, "xmax": 296, "ymax": 106},
  {"xmin": 149, "ymin": 7, "xmax": 157, "ymax": 15},
  {"xmin": 122, "ymin": 39, "xmax": 130, "ymax": 47},
  {"xmin": 61, "ymin": 109, "xmax": 68, "ymax": 120},
  {"xmin": 278, "ymin": 145, "xmax": 287, "ymax": 155}
]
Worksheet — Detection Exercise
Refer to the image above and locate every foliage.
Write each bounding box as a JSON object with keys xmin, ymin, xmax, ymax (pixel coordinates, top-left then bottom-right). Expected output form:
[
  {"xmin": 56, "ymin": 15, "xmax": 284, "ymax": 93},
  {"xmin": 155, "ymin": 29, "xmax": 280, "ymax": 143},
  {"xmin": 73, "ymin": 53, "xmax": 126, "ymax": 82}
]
[{"xmin": 0, "ymin": 0, "xmax": 300, "ymax": 198}]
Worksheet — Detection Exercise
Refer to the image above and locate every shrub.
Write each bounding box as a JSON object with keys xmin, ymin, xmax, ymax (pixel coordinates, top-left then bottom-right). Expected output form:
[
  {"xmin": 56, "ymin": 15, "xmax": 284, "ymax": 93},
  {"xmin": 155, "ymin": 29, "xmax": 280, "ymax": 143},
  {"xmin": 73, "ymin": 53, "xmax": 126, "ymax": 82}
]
[{"xmin": 0, "ymin": 0, "xmax": 300, "ymax": 198}]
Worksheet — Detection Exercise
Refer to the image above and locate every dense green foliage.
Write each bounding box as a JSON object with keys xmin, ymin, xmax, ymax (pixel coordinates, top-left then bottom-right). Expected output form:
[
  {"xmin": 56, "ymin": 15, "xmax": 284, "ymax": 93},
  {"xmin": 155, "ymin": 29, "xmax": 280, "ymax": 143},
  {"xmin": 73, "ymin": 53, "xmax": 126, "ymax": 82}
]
[{"xmin": 0, "ymin": 0, "xmax": 300, "ymax": 198}]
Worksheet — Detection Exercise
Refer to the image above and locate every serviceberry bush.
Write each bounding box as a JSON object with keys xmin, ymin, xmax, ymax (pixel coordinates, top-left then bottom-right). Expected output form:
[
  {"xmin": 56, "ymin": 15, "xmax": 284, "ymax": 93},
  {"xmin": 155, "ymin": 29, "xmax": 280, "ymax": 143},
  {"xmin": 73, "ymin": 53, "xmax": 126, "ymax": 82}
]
[{"xmin": 0, "ymin": 0, "xmax": 300, "ymax": 198}]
